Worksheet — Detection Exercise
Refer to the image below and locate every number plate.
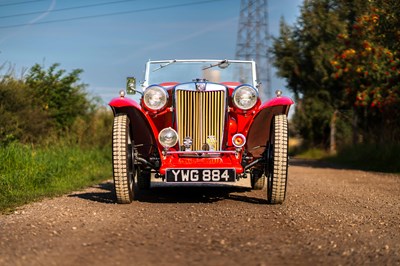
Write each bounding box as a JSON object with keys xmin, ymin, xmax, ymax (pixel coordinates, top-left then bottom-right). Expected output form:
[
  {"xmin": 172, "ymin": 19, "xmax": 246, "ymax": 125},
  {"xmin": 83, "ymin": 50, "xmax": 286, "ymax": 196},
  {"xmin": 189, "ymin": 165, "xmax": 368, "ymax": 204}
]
[{"xmin": 166, "ymin": 169, "xmax": 235, "ymax": 182}]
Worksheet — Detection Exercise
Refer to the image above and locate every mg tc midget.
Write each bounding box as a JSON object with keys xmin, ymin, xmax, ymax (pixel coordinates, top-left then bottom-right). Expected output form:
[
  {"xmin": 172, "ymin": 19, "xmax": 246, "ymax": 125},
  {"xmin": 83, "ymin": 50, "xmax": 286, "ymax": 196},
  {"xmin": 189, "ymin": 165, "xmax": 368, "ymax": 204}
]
[{"xmin": 109, "ymin": 59, "xmax": 293, "ymax": 204}]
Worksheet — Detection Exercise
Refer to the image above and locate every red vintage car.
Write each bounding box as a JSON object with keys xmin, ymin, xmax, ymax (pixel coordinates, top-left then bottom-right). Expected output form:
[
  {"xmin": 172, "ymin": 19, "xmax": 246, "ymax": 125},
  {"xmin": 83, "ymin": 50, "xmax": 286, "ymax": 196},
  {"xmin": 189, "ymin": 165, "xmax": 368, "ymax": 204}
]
[{"xmin": 109, "ymin": 59, "xmax": 293, "ymax": 204}]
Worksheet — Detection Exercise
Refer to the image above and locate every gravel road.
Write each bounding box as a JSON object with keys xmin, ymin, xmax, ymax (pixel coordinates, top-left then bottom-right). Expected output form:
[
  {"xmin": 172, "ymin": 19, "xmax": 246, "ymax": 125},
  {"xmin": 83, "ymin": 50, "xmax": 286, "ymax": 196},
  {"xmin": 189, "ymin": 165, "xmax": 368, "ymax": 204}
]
[{"xmin": 1, "ymin": 159, "xmax": 399, "ymax": 266}]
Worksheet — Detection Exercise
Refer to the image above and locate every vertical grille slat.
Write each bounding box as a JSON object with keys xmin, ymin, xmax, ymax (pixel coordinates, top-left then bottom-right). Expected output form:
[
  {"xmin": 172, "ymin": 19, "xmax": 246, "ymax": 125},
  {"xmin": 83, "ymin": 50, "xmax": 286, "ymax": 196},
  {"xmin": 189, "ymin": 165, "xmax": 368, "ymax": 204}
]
[{"xmin": 176, "ymin": 88, "xmax": 226, "ymax": 151}]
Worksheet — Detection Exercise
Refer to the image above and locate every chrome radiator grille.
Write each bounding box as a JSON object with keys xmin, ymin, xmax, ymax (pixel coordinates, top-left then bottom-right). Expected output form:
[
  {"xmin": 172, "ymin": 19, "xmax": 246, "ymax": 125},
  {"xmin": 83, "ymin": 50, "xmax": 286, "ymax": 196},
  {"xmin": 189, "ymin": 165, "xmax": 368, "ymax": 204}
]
[{"xmin": 175, "ymin": 87, "xmax": 226, "ymax": 151}]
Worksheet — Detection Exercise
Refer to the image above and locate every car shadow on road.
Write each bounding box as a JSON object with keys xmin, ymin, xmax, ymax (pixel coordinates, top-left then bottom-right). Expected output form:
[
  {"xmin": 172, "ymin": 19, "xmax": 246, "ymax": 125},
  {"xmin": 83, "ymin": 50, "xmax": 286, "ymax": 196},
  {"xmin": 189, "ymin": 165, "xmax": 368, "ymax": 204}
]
[
  {"xmin": 70, "ymin": 181, "xmax": 269, "ymax": 205},
  {"xmin": 68, "ymin": 181, "xmax": 116, "ymax": 204},
  {"xmin": 290, "ymin": 158, "xmax": 345, "ymax": 169},
  {"xmin": 135, "ymin": 184, "xmax": 268, "ymax": 204}
]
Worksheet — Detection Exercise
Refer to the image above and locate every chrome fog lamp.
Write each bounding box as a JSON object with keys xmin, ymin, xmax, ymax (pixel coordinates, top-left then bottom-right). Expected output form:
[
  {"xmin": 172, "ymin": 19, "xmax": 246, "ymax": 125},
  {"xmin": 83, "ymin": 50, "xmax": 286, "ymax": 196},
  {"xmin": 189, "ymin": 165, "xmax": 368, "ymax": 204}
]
[
  {"xmin": 232, "ymin": 85, "xmax": 258, "ymax": 110},
  {"xmin": 158, "ymin": 127, "xmax": 178, "ymax": 149},
  {"xmin": 143, "ymin": 85, "xmax": 168, "ymax": 111},
  {"xmin": 232, "ymin": 133, "xmax": 246, "ymax": 148}
]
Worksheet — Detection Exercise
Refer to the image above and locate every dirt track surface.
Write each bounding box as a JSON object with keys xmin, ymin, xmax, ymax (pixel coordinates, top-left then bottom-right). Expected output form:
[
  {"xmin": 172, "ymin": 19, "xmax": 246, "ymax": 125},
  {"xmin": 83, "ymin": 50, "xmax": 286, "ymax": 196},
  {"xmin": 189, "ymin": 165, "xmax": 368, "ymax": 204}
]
[{"xmin": 1, "ymin": 159, "xmax": 399, "ymax": 266}]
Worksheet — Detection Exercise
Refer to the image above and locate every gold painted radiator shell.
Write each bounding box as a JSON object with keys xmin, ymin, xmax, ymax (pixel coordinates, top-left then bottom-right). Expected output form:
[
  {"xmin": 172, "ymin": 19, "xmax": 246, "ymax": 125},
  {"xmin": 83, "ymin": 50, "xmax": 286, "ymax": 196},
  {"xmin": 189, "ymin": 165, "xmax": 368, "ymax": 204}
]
[{"xmin": 175, "ymin": 84, "xmax": 226, "ymax": 151}]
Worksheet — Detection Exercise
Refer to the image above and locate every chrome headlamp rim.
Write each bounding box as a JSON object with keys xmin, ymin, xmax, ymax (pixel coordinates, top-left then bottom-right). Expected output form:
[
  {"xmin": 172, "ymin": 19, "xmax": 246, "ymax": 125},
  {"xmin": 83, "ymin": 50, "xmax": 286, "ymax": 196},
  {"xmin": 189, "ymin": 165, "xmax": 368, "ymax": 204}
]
[
  {"xmin": 143, "ymin": 85, "xmax": 168, "ymax": 111},
  {"xmin": 232, "ymin": 84, "xmax": 258, "ymax": 110},
  {"xmin": 158, "ymin": 127, "xmax": 179, "ymax": 149}
]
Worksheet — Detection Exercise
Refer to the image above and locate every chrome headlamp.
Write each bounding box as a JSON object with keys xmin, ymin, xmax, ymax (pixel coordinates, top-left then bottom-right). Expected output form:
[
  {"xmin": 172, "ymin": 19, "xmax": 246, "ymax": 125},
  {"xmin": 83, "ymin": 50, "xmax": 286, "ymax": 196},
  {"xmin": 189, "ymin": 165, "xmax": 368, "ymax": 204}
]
[
  {"xmin": 158, "ymin": 127, "xmax": 178, "ymax": 149},
  {"xmin": 232, "ymin": 85, "xmax": 258, "ymax": 110},
  {"xmin": 143, "ymin": 85, "xmax": 168, "ymax": 111}
]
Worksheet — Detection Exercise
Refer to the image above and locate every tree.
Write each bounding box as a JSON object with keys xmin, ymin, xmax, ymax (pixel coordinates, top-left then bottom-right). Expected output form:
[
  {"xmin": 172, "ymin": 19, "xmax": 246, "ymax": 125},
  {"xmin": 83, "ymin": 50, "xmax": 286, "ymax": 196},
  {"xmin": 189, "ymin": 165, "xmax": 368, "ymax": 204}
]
[
  {"xmin": 25, "ymin": 63, "xmax": 91, "ymax": 131},
  {"xmin": 331, "ymin": 0, "xmax": 400, "ymax": 143},
  {"xmin": 272, "ymin": 0, "xmax": 351, "ymax": 148}
]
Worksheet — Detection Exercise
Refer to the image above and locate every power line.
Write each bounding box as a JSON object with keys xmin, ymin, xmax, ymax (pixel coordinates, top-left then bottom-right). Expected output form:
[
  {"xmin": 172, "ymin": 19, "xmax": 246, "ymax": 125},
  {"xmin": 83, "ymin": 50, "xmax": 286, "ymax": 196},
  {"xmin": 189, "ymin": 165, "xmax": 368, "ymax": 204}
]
[
  {"xmin": 0, "ymin": 0, "xmax": 140, "ymax": 20},
  {"xmin": 0, "ymin": 0, "xmax": 226, "ymax": 29},
  {"xmin": 0, "ymin": 0, "xmax": 44, "ymax": 8}
]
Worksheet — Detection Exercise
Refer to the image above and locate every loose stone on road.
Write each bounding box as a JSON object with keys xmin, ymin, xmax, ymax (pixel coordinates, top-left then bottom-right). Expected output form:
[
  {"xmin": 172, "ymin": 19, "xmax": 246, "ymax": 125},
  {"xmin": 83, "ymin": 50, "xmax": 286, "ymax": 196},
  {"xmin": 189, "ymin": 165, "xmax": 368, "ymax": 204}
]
[{"xmin": 0, "ymin": 159, "xmax": 399, "ymax": 265}]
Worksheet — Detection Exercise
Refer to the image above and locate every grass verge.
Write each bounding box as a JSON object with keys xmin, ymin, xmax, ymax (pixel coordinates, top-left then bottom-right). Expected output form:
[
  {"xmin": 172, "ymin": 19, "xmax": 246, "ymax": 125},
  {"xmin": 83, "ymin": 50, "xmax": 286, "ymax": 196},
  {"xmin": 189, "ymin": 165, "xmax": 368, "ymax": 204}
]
[
  {"xmin": 326, "ymin": 144, "xmax": 400, "ymax": 173},
  {"xmin": 290, "ymin": 142, "xmax": 400, "ymax": 174},
  {"xmin": 292, "ymin": 148, "xmax": 331, "ymax": 160},
  {"xmin": 0, "ymin": 143, "xmax": 111, "ymax": 213}
]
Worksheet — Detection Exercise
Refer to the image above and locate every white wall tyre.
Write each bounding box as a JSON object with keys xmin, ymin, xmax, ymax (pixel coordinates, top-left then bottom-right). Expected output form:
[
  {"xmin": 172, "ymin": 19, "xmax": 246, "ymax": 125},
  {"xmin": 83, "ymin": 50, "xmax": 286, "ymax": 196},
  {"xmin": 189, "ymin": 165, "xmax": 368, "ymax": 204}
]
[
  {"xmin": 267, "ymin": 114, "xmax": 288, "ymax": 204},
  {"xmin": 112, "ymin": 114, "xmax": 135, "ymax": 204}
]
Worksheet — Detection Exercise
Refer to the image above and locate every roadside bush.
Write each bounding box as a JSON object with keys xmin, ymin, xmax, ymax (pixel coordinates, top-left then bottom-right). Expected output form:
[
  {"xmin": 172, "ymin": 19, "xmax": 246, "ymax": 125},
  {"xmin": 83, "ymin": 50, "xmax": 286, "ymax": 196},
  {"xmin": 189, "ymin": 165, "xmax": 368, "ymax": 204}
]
[
  {"xmin": 330, "ymin": 144, "xmax": 400, "ymax": 173},
  {"xmin": 0, "ymin": 61, "xmax": 113, "ymax": 212},
  {"xmin": 25, "ymin": 63, "xmax": 91, "ymax": 132},
  {"xmin": 0, "ymin": 76, "xmax": 52, "ymax": 145},
  {"xmin": 70, "ymin": 107, "xmax": 113, "ymax": 148},
  {"xmin": 0, "ymin": 62, "xmax": 111, "ymax": 147}
]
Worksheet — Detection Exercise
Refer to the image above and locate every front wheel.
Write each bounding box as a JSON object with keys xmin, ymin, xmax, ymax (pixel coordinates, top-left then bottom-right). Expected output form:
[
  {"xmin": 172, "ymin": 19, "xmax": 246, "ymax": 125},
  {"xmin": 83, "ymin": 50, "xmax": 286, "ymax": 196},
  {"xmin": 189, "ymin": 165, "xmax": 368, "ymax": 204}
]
[
  {"xmin": 112, "ymin": 114, "xmax": 135, "ymax": 204},
  {"xmin": 267, "ymin": 114, "xmax": 289, "ymax": 204}
]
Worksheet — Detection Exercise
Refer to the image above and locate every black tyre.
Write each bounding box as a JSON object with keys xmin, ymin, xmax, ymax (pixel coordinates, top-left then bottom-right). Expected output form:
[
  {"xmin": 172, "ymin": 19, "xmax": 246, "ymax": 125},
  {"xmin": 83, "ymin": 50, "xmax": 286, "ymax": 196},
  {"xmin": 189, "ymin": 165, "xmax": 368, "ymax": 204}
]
[
  {"xmin": 137, "ymin": 169, "xmax": 151, "ymax": 190},
  {"xmin": 250, "ymin": 170, "xmax": 265, "ymax": 190},
  {"xmin": 267, "ymin": 114, "xmax": 288, "ymax": 204},
  {"xmin": 112, "ymin": 114, "xmax": 135, "ymax": 204}
]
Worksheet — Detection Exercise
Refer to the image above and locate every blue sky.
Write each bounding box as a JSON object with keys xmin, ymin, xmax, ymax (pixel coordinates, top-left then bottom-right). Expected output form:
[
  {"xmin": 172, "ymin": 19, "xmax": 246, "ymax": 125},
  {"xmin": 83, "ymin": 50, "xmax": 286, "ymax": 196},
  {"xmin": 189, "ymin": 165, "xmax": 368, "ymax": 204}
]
[{"xmin": 0, "ymin": 0, "xmax": 303, "ymax": 104}]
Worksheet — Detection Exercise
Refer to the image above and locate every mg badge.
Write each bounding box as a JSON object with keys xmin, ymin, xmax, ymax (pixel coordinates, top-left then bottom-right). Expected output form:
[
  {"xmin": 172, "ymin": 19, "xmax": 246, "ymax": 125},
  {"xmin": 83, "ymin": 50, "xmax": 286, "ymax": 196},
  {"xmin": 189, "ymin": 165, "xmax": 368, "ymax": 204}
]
[{"xmin": 196, "ymin": 83, "xmax": 206, "ymax": 91}]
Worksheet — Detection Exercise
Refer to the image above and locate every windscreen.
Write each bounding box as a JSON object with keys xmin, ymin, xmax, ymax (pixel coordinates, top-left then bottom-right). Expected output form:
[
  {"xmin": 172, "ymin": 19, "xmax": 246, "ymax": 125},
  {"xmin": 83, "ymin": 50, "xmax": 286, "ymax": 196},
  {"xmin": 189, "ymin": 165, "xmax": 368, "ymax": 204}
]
[{"xmin": 147, "ymin": 60, "xmax": 254, "ymax": 85}]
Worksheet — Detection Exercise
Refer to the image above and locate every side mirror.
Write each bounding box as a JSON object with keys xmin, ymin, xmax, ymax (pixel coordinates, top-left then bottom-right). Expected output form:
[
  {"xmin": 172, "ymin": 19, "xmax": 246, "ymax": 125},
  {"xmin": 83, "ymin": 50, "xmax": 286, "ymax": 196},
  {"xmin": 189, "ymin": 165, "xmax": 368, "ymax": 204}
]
[{"xmin": 126, "ymin": 77, "xmax": 137, "ymax": 94}]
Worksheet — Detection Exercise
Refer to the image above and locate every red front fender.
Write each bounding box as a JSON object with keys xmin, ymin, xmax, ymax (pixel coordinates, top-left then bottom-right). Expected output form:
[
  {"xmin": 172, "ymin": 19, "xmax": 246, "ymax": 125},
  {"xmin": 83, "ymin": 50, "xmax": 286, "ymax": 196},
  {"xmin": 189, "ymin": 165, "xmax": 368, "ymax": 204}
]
[
  {"xmin": 109, "ymin": 97, "xmax": 160, "ymax": 159},
  {"xmin": 246, "ymin": 96, "xmax": 294, "ymax": 158}
]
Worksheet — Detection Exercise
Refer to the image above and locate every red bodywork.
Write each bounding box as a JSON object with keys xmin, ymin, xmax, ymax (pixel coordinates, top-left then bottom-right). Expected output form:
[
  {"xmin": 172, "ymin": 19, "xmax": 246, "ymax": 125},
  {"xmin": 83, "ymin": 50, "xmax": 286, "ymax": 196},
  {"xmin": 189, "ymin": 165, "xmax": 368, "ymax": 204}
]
[{"xmin": 109, "ymin": 82, "xmax": 293, "ymax": 177}]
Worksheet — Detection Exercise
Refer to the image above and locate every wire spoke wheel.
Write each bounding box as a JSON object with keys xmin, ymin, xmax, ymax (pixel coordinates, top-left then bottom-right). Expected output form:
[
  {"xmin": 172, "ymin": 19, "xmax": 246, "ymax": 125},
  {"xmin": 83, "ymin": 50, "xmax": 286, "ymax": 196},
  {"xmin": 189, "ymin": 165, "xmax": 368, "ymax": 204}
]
[
  {"xmin": 267, "ymin": 114, "xmax": 288, "ymax": 204},
  {"xmin": 112, "ymin": 114, "xmax": 135, "ymax": 203}
]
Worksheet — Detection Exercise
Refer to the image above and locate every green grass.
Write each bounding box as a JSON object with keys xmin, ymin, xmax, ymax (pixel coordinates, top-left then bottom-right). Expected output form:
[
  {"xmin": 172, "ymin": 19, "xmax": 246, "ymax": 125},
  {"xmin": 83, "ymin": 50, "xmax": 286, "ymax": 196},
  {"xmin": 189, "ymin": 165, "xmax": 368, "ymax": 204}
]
[
  {"xmin": 292, "ymin": 148, "xmax": 331, "ymax": 160},
  {"xmin": 0, "ymin": 143, "xmax": 111, "ymax": 213},
  {"xmin": 291, "ymin": 143, "xmax": 400, "ymax": 174},
  {"xmin": 288, "ymin": 137, "xmax": 332, "ymax": 160},
  {"xmin": 327, "ymin": 144, "xmax": 400, "ymax": 173}
]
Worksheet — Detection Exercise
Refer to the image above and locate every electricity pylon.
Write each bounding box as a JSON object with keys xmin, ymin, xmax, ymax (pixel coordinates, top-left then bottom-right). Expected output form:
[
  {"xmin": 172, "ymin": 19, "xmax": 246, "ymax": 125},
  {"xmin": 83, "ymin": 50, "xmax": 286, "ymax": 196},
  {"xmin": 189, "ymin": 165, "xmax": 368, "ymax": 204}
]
[{"xmin": 235, "ymin": 0, "xmax": 272, "ymax": 100}]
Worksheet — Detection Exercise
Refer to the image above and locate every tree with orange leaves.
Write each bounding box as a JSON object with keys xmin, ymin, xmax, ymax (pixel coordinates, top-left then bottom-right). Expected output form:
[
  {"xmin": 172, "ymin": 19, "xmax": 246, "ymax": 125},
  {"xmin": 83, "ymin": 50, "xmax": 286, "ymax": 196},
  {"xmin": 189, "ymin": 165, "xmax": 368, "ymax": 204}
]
[{"xmin": 332, "ymin": 0, "xmax": 400, "ymax": 143}]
